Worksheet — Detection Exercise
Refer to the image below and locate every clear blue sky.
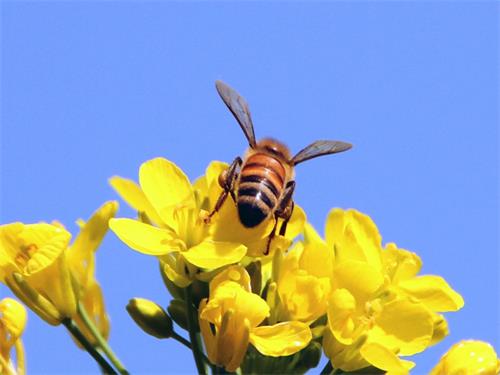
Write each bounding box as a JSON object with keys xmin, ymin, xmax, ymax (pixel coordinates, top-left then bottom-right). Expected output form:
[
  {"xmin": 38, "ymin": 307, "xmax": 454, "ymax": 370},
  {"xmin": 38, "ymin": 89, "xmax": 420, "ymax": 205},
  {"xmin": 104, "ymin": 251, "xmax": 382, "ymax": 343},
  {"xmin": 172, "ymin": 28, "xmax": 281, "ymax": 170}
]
[{"xmin": 1, "ymin": 2, "xmax": 498, "ymax": 374}]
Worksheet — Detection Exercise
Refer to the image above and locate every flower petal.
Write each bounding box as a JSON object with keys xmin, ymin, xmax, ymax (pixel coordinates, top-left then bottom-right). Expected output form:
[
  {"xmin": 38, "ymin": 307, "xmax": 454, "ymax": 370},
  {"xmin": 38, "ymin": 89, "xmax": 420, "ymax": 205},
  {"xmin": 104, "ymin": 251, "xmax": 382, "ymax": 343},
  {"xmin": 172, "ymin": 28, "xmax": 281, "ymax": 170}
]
[
  {"xmin": 430, "ymin": 340, "xmax": 500, "ymax": 375},
  {"xmin": 209, "ymin": 265, "xmax": 252, "ymax": 295},
  {"xmin": 360, "ymin": 342, "xmax": 415, "ymax": 374},
  {"xmin": 0, "ymin": 298, "xmax": 27, "ymax": 339},
  {"xmin": 202, "ymin": 281, "xmax": 269, "ymax": 329},
  {"xmin": 109, "ymin": 218, "xmax": 179, "ymax": 256},
  {"xmin": 250, "ymin": 321, "xmax": 312, "ymax": 357},
  {"xmin": 383, "ymin": 243, "xmax": 422, "ymax": 283},
  {"xmin": 139, "ymin": 158, "xmax": 195, "ymax": 231},
  {"xmin": 333, "ymin": 260, "xmax": 384, "ymax": 302},
  {"xmin": 109, "ymin": 176, "xmax": 164, "ymax": 225},
  {"xmin": 68, "ymin": 201, "xmax": 118, "ymax": 289},
  {"xmin": 327, "ymin": 289, "xmax": 357, "ymax": 345},
  {"xmin": 325, "ymin": 209, "xmax": 383, "ymax": 271},
  {"xmin": 397, "ymin": 275, "xmax": 464, "ymax": 312},
  {"xmin": 370, "ymin": 299, "xmax": 434, "ymax": 355},
  {"xmin": 182, "ymin": 240, "xmax": 246, "ymax": 269}
]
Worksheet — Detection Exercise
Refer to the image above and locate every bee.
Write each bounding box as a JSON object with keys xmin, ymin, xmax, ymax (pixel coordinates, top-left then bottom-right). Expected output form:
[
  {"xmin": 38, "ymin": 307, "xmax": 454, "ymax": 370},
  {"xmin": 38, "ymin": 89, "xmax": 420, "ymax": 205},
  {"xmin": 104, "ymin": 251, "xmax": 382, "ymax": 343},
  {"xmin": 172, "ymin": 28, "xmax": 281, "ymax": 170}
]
[{"xmin": 207, "ymin": 80, "xmax": 352, "ymax": 254}]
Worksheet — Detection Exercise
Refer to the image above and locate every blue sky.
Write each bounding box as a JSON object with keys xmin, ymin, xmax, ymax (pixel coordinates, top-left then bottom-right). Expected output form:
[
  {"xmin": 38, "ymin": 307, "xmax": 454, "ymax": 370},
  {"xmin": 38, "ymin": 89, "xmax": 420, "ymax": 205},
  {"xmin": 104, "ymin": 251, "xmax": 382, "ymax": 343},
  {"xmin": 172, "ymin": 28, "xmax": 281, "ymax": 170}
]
[{"xmin": 1, "ymin": 2, "xmax": 498, "ymax": 374}]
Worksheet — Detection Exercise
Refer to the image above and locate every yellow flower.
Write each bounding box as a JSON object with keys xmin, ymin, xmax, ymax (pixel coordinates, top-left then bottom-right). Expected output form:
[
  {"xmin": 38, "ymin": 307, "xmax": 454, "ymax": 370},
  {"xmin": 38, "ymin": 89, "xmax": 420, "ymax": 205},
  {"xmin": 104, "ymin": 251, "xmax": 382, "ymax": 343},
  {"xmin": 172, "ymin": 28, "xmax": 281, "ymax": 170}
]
[
  {"xmin": 66, "ymin": 201, "xmax": 118, "ymax": 345},
  {"xmin": 0, "ymin": 298, "xmax": 27, "ymax": 375},
  {"xmin": 199, "ymin": 266, "xmax": 312, "ymax": 372},
  {"xmin": 430, "ymin": 340, "xmax": 500, "ymax": 375},
  {"xmin": 273, "ymin": 223, "xmax": 332, "ymax": 323},
  {"xmin": 322, "ymin": 208, "xmax": 464, "ymax": 373},
  {"xmin": 109, "ymin": 158, "xmax": 304, "ymax": 287},
  {"xmin": 0, "ymin": 222, "xmax": 75, "ymax": 324}
]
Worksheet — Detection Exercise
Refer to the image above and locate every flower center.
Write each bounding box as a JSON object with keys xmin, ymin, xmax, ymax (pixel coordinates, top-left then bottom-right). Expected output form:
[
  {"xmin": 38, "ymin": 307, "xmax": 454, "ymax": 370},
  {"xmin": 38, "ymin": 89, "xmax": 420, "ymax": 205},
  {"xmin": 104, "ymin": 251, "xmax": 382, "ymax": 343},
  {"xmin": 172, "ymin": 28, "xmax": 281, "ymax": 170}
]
[{"xmin": 15, "ymin": 244, "xmax": 38, "ymax": 268}]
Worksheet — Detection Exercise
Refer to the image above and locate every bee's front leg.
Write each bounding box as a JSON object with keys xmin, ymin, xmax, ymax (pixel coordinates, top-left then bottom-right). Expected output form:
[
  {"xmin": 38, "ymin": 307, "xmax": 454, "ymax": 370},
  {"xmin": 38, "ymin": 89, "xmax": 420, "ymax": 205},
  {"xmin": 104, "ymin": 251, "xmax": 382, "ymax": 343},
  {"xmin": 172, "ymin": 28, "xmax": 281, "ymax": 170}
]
[
  {"xmin": 264, "ymin": 180, "xmax": 296, "ymax": 255},
  {"xmin": 205, "ymin": 156, "xmax": 242, "ymax": 223}
]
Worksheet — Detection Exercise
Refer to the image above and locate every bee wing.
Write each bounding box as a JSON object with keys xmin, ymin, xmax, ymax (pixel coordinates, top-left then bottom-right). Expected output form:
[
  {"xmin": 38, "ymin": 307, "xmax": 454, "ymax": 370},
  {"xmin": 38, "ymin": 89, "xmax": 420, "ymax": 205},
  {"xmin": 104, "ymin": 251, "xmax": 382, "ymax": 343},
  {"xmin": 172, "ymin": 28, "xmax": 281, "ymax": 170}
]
[
  {"xmin": 215, "ymin": 80, "xmax": 257, "ymax": 148},
  {"xmin": 291, "ymin": 140, "xmax": 352, "ymax": 165}
]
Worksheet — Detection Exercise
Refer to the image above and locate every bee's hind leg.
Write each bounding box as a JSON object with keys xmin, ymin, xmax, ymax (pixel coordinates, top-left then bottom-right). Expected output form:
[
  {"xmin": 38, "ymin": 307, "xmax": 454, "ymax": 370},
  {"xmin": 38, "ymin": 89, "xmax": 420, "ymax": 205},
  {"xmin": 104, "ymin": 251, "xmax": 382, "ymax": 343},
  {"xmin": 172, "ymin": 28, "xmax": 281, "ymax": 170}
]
[
  {"xmin": 205, "ymin": 156, "xmax": 242, "ymax": 223},
  {"xmin": 263, "ymin": 180, "xmax": 295, "ymax": 255}
]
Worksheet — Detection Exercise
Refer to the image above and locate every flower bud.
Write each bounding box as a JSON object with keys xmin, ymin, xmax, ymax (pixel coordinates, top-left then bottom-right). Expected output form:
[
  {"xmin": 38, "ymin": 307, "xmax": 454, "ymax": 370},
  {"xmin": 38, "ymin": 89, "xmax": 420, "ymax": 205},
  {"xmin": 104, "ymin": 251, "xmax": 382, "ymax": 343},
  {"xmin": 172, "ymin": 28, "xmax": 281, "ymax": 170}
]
[
  {"xmin": 297, "ymin": 341, "xmax": 322, "ymax": 371},
  {"xmin": 167, "ymin": 299, "xmax": 189, "ymax": 331},
  {"xmin": 430, "ymin": 340, "xmax": 500, "ymax": 375},
  {"xmin": 126, "ymin": 298, "xmax": 173, "ymax": 339}
]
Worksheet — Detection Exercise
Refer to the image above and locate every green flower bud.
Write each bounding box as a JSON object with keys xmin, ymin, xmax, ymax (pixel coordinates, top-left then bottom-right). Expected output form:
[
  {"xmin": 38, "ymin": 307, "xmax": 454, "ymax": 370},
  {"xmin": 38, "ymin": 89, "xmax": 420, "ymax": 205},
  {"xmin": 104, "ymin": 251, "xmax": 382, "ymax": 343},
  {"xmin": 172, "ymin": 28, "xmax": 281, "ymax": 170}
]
[
  {"xmin": 167, "ymin": 299, "xmax": 190, "ymax": 331},
  {"xmin": 296, "ymin": 341, "xmax": 322, "ymax": 371},
  {"xmin": 126, "ymin": 298, "xmax": 173, "ymax": 339},
  {"xmin": 246, "ymin": 261, "xmax": 262, "ymax": 294}
]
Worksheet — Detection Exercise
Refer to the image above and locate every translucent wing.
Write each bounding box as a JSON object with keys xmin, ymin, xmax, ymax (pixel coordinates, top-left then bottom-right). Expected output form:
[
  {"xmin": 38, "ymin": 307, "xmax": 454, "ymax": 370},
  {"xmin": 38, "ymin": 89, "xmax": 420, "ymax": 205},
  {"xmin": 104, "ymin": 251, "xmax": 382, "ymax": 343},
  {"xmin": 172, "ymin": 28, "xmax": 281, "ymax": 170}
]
[
  {"xmin": 291, "ymin": 140, "xmax": 352, "ymax": 165},
  {"xmin": 215, "ymin": 80, "xmax": 256, "ymax": 147}
]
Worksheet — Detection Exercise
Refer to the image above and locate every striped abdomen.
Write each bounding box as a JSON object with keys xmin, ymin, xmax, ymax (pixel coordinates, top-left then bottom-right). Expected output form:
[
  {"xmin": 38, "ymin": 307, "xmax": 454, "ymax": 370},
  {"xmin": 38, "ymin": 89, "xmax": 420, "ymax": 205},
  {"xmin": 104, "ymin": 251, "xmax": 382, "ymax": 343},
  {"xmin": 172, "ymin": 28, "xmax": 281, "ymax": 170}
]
[{"xmin": 237, "ymin": 153, "xmax": 286, "ymax": 227}]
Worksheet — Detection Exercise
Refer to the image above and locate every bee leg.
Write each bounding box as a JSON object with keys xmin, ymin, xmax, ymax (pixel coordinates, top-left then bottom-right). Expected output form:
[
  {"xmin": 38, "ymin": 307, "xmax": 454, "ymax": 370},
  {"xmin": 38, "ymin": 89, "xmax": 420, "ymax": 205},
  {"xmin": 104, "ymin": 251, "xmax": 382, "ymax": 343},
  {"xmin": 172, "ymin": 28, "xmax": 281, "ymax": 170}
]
[
  {"xmin": 276, "ymin": 180, "xmax": 296, "ymax": 236},
  {"xmin": 264, "ymin": 217, "xmax": 279, "ymax": 256},
  {"xmin": 263, "ymin": 181, "xmax": 296, "ymax": 255},
  {"xmin": 205, "ymin": 157, "xmax": 242, "ymax": 223}
]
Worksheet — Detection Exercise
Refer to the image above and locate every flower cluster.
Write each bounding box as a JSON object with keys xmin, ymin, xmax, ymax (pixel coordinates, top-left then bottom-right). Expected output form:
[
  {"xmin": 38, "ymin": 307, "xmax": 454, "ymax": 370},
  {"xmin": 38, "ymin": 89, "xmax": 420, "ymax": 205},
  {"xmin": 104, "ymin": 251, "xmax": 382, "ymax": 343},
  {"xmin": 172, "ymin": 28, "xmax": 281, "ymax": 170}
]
[{"xmin": 1, "ymin": 156, "xmax": 498, "ymax": 374}]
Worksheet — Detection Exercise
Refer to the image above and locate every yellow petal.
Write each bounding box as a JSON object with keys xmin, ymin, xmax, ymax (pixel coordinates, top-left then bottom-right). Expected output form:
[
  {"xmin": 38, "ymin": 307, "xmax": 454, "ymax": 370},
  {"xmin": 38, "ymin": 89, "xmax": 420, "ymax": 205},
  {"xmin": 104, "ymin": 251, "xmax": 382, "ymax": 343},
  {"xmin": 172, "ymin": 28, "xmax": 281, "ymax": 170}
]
[
  {"xmin": 139, "ymin": 158, "xmax": 195, "ymax": 232},
  {"xmin": 299, "ymin": 224, "xmax": 334, "ymax": 279},
  {"xmin": 109, "ymin": 218, "xmax": 180, "ymax": 256},
  {"xmin": 278, "ymin": 269, "xmax": 330, "ymax": 322},
  {"xmin": 68, "ymin": 201, "xmax": 118, "ymax": 289},
  {"xmin": 430, "ymin": 340, "xmax": 500, "ymax": 375},
  {"xmin": 209, "ymin": 265, "xmax": 251, "ymax": 295},
  {"xmin": 398, "ymin": 275, "xmax": 464, "ymax": 312},
  {"xmin": 327, "ymin": 289, "xmax": 357, "ymax": 345},
  {"xmin": 182, "ymin": 240, "xmax": 246, "ymax": 269},
  {"xmin": 161, "ymin": 257, "xmax": 192, "ymax": 288},
  {"xmin": 205, "ymin": 161, "xmax": 230, "ymax": 209},
  {"xmin": 109, "ymin": 176, "xmax": 164, "ymax": 225},
  {"xmin": 283, "ymin": 205, "xmax": 306, "ymax": 241},
  {"xmin": 333, "ymin": 260, "xmax": 384, "ymax": 302},
  {"xmin": 0, "ymin": 298, "xmax": 27, "ymax": 339},
  {"xmin": 202, "ymin": 281, "xmax": 269, "ymax": 329},
  {"xmin": 325, "ymin": 208, "xmax": 383, "ymax": 271},
  {"xmin": 360, "ymin": 342, "xmax": 415, "ymax": 374},
  {"xmin": 383, "ymin": 243, "xmax": 422, "ymax": 283},
  {"xmin": 199, "ymin": 299, "xmax": 217, "ymax": 363},
  {"xmin": 0, "ymin": 223, "xmax": 71, "ymax": 276},
  {"xmin": 370, "ymin": 299, "xmax": 433, "ymax": 355},
  {"xmin": 250, "ymin": 321, "xmax": 312, "ymax": 356},
  {"xmin": 429, "ymin": 313, "xmax": 449, "ymax": 346},
  {"xmin": 322, "ymin": 328, "xmax": 368, "ymax": 372}
]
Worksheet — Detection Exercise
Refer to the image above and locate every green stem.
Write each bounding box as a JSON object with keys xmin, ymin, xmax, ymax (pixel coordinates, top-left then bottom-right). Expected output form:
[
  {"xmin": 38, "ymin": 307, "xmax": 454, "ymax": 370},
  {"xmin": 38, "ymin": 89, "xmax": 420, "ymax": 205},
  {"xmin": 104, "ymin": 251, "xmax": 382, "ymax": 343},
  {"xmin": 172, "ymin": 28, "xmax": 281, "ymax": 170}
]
[
  {"xmin": 62, "ymin": 318, "xmax": 117, "ymax": 374},
  {"xmin": 172, "ymin": 330, "xmax": 213, "ymax": 369},
  {"xmin": 77, "ymin": 302, "xmax": 129, "ymax": 374},
  {"xmin": 319, "ymin": 361, "xmax": 333, "ymax": 375},
  {"xmin": 185, "ymin": 287, "xmax": 207, "ymax": 375},
  {"xmin": 172, "ymin": 331, "xmax": 192, "ymax": 349}
]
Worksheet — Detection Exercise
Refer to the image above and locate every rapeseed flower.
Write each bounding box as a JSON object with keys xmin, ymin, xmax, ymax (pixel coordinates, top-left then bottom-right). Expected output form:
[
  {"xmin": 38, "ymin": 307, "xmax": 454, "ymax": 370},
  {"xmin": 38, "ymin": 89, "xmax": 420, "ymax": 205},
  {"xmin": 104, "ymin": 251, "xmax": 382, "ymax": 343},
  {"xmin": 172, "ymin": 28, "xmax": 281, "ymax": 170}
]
[
  {"xmin": 0, "ymin": 298, "xmax": 27, "ymax": 375},
  {"xmin": 0, "ymin": 222, "xmax": 75, "ymax": 324},
  {"xmin": 0, "ymin": 202, "xmax": 116, "ymax": 340},
  {"xmin": 110, "ymin": 158, "xmax": 304, "ymax": 287},
  {"xmin": 65, "ymin": 201, "xmax": 118, "ymax": 345},
  {"xmin": 272, "ymin": 223, "xmax": 332, "ymax": 323},
  {"xmin": 321, "ymin": 209, "xmax": 464, "ymax": 373},
  {"xmin": 198, "ymin": 265, "xmax": 311, "ymax": 372},
  {"xmin": 430, "ymin": 340, "xmax": 500, "ymax": 375}
]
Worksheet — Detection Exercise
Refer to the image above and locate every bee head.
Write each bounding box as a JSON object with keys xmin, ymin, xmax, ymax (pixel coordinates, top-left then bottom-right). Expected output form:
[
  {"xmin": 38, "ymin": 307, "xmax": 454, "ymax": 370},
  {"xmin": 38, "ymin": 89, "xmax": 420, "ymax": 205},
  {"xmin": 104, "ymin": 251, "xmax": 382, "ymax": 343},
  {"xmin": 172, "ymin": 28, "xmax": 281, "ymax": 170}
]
[{"xmin": 256, "ymin": 138, "xmax": 291, "ymax": 161}]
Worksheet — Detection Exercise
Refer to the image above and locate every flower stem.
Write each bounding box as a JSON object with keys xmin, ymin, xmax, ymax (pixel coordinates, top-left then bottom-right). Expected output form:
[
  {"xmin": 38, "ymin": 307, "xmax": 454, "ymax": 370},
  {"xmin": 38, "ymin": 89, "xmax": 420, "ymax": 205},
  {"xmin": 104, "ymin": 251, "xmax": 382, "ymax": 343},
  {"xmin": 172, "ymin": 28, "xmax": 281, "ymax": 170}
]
[
  {"xmin": 15, "ymin": 339, "xmax": 26, "ymax": 375},
  {"xmin": 185, "ymin": 286, "xmax": 207, "ymax": 375},
  {"xmin": 319, "ymin": 361, "xmax": 333, "ymax": 375},
  {"xmin": 62, "ymin": 318, "xmax": 117, "ymax": 374},
  {"xmin": 171, "ymin": 331, "xmax": 192, "ymax": 349},
  {"xmin": 77, "ymin": 302, "xmax": 129, "ymax": 374}
]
